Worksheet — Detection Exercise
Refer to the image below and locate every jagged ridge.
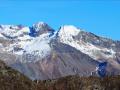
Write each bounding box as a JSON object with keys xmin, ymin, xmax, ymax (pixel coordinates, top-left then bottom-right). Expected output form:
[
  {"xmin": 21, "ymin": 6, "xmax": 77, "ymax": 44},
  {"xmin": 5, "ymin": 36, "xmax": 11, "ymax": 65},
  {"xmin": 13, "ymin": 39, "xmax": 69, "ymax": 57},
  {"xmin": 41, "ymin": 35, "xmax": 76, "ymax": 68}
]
[{"xmin": 0, "ymin": 22, "xmax": 120, "ymax": 80}]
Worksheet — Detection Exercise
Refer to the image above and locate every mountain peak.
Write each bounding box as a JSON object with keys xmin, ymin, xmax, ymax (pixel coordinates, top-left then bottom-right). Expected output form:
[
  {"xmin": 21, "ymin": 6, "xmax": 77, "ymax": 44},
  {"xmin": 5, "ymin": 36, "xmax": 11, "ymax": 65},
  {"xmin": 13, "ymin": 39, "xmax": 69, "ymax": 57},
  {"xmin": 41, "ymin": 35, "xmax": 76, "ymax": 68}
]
[
  {"xmin": 58, "ymin": 25, "xmax": 81, "ymax": 37},
  {"xmin": 0, "ymin": 22, "xmax": 120, "ymax": 80},
  {"xmin": 35, "ymin": 21, "xmax": 46, "ymax": 25},
  {"xmin": 32, "ymin": 22, "xmax": 54, "ymax": 32},
  {"xmin": 33, "ymin": 22, "xmax": 48, "ymax": 28}
]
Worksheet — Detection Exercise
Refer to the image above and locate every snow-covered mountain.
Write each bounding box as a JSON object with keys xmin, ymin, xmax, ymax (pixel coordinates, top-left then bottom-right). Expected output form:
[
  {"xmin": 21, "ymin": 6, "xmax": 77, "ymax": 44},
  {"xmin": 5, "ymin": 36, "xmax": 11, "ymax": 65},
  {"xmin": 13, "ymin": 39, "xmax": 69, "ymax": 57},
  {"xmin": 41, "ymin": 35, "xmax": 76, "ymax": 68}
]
[{"xmin": 0, "ymin": 22, "xmax": 120, "ymax": 80}]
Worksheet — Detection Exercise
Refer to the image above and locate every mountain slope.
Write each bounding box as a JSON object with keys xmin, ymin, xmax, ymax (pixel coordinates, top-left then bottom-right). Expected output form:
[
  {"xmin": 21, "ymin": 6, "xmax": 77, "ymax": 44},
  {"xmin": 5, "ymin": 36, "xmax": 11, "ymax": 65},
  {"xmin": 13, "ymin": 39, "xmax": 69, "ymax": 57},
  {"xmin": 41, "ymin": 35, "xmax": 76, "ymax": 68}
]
[
  {"xmin": 1, "ymin": 63, "xmax": 120, "ymax": 90},
  {"xmin": 37, "ymin": 75, "xmax": 120, "ymax": 90},
  {"xmin": 0, "ymin": 59, "xmax": 36, "ymax": 90},
  {"xmin": 0, "ymin": 22, "xmax": 120, "ymax": 80}
]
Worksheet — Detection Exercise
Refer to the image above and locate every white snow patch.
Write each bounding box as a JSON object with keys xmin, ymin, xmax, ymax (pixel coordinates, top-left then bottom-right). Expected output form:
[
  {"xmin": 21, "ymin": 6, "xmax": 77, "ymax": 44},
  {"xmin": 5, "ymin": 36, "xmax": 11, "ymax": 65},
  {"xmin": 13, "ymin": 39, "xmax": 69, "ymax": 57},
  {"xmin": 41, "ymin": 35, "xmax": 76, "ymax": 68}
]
[
  {"xmin": 0, "ymin": 24, "xmax": 53, "ymax": 62},
  {"xmin": 4, "ymin": 32, "xmax": 52, "ymax": 63},
  {"xmin": 0, "ymin": 25, "xmax": 30, "ymax": 38},
  {"xmin": 0, "ymin": 33, "xmax": 4, "ymax": 38},
  {"xmin": 59, "ymin": 25, "xmax": 80, "ymax": 37},
  {"xmin": 0, "ymin": 43, "xmax": 3, "ymax": 48},
  {"xmin": 58, "ymin": 25, "xmax": 116, "ymax": 60},
  {"xmin": 23, "ymin": 33, "xmax": 51, "ymax": 58}
]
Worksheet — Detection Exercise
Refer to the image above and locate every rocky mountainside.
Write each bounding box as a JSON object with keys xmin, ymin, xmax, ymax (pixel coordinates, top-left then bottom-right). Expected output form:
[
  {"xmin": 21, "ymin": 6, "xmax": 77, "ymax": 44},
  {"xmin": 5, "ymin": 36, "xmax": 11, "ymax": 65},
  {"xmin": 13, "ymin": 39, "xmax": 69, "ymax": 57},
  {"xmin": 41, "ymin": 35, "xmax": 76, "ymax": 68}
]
[
  {"xmin": 0, "ymin": 59, "xmax": 36, "ymax": 90},
  {"xmin": 0, "ymin": 63, "xmax": 120, "ymax": 90},
  {"xmin": 0, "ymin": 22, "xmax": 120, "ymax": 80}
]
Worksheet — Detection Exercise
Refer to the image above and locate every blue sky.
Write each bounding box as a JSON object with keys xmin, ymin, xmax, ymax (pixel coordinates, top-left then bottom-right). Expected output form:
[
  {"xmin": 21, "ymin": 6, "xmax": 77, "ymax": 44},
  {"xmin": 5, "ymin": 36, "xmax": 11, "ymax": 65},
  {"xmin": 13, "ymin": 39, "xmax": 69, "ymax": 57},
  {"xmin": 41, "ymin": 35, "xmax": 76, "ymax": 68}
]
[{"xmin": 0, "ymin": 0, "xmax": 120, "ymax": 40}]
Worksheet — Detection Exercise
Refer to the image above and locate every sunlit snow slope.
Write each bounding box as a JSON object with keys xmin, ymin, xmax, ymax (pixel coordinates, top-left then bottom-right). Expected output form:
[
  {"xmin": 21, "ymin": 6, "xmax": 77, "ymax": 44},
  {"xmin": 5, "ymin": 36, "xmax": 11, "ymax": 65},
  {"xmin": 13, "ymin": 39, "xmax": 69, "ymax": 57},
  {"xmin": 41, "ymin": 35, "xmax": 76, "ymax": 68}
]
[{"xmin": 0, "ymin": 22, "xmax": 120, "ymax": 80}]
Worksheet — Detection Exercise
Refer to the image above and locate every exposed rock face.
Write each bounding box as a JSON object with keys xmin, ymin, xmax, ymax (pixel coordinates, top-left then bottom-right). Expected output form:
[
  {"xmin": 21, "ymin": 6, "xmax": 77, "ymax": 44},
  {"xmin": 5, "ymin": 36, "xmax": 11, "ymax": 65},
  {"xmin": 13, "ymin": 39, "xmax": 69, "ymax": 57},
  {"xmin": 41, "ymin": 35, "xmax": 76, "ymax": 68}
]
[
  {"xmin": 5, "ymin": 42, "xmax": 98, "ymax": 80},
  {"xmin": 32, "ymin": 22, "xmax": 54, "ymax": 35},
  {"xmin": 0, "ymin": 22, "xmax": 120, "ymax": 80}
]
